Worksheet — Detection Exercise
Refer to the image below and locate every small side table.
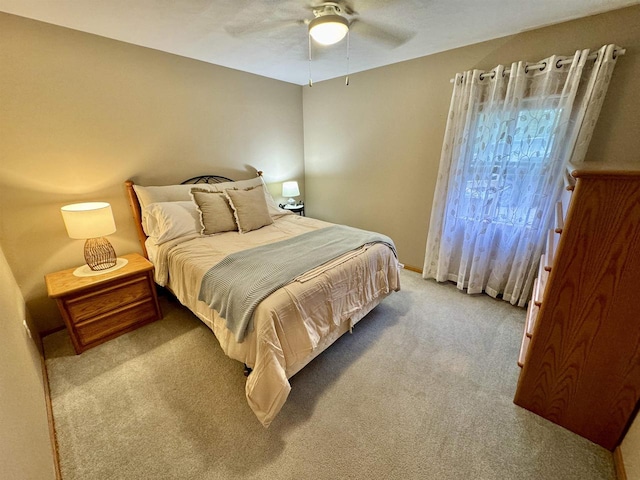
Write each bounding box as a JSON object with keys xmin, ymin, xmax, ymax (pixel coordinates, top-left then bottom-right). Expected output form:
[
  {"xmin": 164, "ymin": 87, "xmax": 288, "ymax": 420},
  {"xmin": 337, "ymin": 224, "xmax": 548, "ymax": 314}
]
[
  {"xmin": 45, "ymin": 253, "xmax": 162, "ymax": 354},
  {"xmin": 280, "ymin": 203, "xmax": 305, "ymax": 216}
]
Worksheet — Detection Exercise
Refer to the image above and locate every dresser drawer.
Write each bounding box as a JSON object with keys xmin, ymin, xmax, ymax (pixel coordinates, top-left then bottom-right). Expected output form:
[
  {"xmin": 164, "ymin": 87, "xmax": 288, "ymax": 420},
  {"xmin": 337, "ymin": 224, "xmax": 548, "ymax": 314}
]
[
  {"xmin": 64, "ymin": 275, "xmax": 152, "ymax": 323},
  {"xmin": 75, "ymin": 297, "xmax": 159, "ymax": 346}
]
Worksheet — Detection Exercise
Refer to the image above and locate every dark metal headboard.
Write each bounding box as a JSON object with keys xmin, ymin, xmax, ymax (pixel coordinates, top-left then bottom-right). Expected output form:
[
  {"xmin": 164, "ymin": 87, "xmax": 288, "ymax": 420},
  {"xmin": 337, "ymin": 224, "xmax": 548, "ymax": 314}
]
[{"xmin": 181, "ymin": 175, "xmax": 234, "ymax": 185}]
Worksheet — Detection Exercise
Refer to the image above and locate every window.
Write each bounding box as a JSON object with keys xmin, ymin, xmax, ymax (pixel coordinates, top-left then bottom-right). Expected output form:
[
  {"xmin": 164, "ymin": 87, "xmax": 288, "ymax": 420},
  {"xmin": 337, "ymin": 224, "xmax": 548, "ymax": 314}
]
[{"xmin": 459, "ymin": 104, "xmax": 560, "ymax": 228}]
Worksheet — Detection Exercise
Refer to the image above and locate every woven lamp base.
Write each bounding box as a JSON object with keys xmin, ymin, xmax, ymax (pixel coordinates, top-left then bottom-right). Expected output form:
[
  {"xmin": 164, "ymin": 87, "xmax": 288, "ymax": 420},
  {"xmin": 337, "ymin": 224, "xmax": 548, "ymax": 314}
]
[{"xmin": 84, "ymin": 237, "xmax": 117, "ymax": 270}]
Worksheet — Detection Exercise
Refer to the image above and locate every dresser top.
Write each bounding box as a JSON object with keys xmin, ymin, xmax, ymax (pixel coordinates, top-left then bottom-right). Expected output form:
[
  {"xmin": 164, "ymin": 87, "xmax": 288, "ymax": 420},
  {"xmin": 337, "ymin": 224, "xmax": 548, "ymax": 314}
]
[
  {"xmin": 45, "ymin": 253, "xmax": 153, "ymax": 298},
  {"xmin": 570, "ymin": 160, "xmax": 640, "ymax": 178}
]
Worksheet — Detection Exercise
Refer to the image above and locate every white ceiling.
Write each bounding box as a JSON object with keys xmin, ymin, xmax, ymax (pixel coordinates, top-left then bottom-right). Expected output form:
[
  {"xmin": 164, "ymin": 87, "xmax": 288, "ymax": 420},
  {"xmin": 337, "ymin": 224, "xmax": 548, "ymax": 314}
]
[{"xmin": 1, "ymin": 0, "xmax": 637, "ymax": 85}]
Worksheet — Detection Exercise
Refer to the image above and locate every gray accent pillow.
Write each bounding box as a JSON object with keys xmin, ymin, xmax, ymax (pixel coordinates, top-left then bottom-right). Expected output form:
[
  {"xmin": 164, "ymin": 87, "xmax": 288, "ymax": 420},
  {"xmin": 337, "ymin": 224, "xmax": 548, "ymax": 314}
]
[
  {"xmin": 190, "ymin": 188, "xmax": 238, "ymax": 235},
  {"xmin": 225, "ymin": 185, "xmax": 274, "ymax": 233}
]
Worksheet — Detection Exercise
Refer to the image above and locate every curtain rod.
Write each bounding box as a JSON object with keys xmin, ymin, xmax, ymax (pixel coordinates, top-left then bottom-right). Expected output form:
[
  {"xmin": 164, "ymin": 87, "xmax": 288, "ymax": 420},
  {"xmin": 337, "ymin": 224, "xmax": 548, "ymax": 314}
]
[{"xmin": 449, "ymin": 47, "xmax": 626, "ymax": 83}]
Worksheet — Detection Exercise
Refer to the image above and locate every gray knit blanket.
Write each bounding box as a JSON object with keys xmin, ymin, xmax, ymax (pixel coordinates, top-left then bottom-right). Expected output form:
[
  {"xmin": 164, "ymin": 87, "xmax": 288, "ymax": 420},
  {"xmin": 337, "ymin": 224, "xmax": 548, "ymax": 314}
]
[{"xmin": 198, "ymin": 225, "xmax": 397, "ymax": 342}]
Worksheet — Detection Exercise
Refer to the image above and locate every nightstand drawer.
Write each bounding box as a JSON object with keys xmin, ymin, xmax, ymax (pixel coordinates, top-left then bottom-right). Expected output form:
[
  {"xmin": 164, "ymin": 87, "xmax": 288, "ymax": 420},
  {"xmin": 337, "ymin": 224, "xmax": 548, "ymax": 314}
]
[
  {"xmin": 75, "ymin": 297, "xmax": 159, "ymax": 346},
  {"xmin": 65, "ymin": 276, "xmax": 151, "ymax": 322}
]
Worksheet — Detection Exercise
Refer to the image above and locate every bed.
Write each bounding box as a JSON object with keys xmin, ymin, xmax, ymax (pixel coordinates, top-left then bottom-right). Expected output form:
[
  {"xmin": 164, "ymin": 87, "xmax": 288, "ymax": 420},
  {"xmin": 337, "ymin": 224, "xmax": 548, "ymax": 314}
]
[{"xmin": 125, "ymin": 172, "xmax": 401, "ymax": 427}]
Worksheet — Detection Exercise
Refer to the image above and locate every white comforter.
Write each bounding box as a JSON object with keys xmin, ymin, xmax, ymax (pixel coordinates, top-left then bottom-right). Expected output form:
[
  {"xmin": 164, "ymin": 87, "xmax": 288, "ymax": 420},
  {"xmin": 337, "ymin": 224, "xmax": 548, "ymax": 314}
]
[{"xmin": 148, "ymin": 214, "xmax": 401, "ymax": 426}]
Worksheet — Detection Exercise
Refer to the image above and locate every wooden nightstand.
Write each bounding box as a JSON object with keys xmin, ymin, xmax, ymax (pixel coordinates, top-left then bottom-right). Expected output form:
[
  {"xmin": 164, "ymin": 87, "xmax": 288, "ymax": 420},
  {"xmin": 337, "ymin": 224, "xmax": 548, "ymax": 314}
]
[{"xmin": 45, "ymin": 253, "xmax": 162, "ymax": 354}]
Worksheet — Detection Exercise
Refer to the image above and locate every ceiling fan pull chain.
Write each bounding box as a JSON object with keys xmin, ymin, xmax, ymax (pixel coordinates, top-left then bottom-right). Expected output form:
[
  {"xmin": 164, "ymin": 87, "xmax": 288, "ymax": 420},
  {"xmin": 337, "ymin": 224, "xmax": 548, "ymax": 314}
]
[
  {"xmin": 308, "ymin": 34, "xmax": 313, "ymax": 87},
  {"xmin": 345, "ymin": 29, "xmax": 350, "ymax": 86}
]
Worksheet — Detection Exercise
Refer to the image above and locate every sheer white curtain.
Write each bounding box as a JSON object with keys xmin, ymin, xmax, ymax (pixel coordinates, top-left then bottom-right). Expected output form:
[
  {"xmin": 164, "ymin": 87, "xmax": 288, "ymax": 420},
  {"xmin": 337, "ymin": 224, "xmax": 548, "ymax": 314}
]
[{"xmin": 423, "ymin": 44, "xmax": 620, "ymax": 307}]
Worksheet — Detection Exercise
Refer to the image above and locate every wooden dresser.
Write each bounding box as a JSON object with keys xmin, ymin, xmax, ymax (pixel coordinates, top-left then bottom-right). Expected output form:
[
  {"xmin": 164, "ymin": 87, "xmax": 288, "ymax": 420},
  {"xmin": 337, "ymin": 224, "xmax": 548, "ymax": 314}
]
[
  {"xmin": 45, "ymin": 253, "xmax": 162, "ymax": 354},
  {"xmin": 514, "ymin": 164, "xmax": 640, "ymax": 451}
]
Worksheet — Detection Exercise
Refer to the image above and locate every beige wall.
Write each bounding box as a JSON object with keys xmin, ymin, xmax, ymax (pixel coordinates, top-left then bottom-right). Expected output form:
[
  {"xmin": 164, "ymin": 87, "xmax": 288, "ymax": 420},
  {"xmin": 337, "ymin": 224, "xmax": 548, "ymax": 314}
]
[
  {"xmin": 0, "ymin": 13, "xmax": 305, "ymax": 332},
  {"xmin": 0, "ymin": 243, "xmax": 56, "ymax": 479},
  {"xmin": 302, "ymin": 5, "xmax": 640, "ymax": 271}
]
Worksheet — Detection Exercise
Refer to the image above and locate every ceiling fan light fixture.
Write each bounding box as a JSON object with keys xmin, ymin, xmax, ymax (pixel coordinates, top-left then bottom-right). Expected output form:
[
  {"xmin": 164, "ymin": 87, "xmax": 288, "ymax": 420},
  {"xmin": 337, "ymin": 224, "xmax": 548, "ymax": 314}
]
[{"xmin": 308, "ymin": 15, "xmax": 349, "ymax": 45}]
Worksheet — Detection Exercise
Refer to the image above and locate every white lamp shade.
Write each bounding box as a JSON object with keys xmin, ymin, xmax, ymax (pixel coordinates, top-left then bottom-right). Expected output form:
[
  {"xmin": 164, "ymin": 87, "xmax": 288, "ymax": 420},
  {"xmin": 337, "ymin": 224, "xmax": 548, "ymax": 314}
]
[
  {"xmin": 282, "ymin": 181, "xmax": 301, "ymax": 198},
  {"xmin": 61, "ymin": 202, "xmax": 116, "ymax": 239},
  {"xmin": 309, "ymin": 15, "xmax": 349, "ymax": 45}
]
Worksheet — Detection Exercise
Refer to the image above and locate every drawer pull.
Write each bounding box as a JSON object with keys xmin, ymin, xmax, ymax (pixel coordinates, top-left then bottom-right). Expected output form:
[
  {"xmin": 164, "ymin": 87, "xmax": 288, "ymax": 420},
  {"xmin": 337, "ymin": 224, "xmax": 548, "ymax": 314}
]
[
  {"xmin": 545, "ymin": 230, "xmax": 554, "ymax": 270},
  {"xmin": 555, "ymin": 201, "xmax": 564, "ymax": 234},
  {"xmin": 533, "ymin": 278, "xmax": 541, "ymax": 306},
  {"xmin": 518, "ymin": 329, "xmax": 530, "ymax": 368},
  {"xmin": 533, "ymin": 270, "xmax": 547, "ymax": 306},
  {"xmin": 526, "ymin": 302, "xmax": 539, "ymax": 337}
]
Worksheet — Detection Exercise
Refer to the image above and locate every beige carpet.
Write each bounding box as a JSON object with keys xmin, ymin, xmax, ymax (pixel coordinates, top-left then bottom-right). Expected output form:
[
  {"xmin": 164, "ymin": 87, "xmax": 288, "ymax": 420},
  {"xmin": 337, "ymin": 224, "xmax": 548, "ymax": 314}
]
[{"xmin": 44, "ymin": 270, "xmax": 615, "ymax": 479}]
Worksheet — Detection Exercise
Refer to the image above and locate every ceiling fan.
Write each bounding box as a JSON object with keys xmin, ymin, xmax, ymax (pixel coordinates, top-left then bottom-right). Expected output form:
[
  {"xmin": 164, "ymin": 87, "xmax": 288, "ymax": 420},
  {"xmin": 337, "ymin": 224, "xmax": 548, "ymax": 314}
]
[
  {"xmin": 226, "ymin": 1, "xmax": 414, "ymax": 49},
  {"xmin": 307, "ymin": 2, "xmax": 352, "ymax": 45},
  {"xmin": 225, "ymin": 1, "xmax": 413, "ymax": 85}
]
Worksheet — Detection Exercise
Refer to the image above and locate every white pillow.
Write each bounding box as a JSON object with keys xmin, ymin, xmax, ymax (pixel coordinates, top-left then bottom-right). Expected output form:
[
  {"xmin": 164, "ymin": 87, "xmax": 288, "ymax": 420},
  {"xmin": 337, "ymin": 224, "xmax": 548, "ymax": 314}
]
[
  {"xmin": 134, "ymin": 183, "xmax": 217, "ymax": 210},
  {"xmin": 143, "ymin": 201, "xmax": 200, "ymax": 245}
]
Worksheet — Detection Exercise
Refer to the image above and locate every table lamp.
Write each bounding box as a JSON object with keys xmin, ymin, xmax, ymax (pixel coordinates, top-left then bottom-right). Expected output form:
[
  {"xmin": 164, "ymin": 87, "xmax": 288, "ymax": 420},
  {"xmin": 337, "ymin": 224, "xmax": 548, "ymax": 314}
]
[
  {"xmin": 61, "ymin": 202, "xmax": 127, "ymax": 276},
  {"xmin": 282, "ymin": 181, "xmax": 300, "ymax": 205}
]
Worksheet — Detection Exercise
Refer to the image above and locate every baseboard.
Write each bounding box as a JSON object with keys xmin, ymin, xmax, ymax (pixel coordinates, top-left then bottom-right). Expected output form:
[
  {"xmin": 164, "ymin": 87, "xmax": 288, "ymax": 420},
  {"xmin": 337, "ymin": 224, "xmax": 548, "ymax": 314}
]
[
  {"xmin": 40, "ymin": 334, "xmax": 62, "ymax": 480},
  {"xmin": 614, "ymin": 446, "xmax": 627, "ymax": 480},
  {"xmin": 403, "ymin": 264, "xmax": 422, "ymax": 274}
]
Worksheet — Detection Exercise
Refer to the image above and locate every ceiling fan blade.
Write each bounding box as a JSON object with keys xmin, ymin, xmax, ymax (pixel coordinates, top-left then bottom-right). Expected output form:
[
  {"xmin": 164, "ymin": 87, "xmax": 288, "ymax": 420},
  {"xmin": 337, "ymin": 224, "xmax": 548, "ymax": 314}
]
[
  {"xmin": 225, "ymin": 18, "xmax": 303, "ymax": 38},
  {"xmin": 350, "ymin": 18, "xmax": 415, "ymax": 48}
]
